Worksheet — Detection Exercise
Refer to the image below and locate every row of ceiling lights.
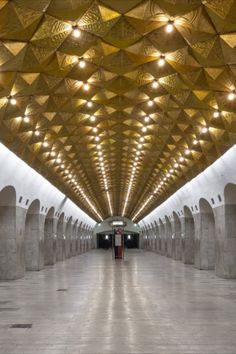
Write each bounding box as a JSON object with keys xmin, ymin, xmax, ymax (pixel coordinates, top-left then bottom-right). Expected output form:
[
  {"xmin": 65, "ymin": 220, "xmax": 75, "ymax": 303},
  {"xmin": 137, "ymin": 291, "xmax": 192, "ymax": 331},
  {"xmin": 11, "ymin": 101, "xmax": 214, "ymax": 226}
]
[
  {"xmin": 131, "ymin": 114, "xmax": 225, "ymax": 221},
  {"xmin": 8, "ymin": 98, "xmax": 103, "ymax": 220}
]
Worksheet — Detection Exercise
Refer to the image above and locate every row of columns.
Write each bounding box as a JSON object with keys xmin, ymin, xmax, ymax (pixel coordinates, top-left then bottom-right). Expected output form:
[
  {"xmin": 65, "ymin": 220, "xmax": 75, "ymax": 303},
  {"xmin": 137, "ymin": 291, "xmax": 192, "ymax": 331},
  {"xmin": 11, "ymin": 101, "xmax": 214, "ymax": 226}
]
[
  {"xmin": 141, "ymin": 198, "xmax": 236, "ymax": 279},
  {"xmin": 0, "ymin": 187, "xmax": 94, "ymax": 280}
]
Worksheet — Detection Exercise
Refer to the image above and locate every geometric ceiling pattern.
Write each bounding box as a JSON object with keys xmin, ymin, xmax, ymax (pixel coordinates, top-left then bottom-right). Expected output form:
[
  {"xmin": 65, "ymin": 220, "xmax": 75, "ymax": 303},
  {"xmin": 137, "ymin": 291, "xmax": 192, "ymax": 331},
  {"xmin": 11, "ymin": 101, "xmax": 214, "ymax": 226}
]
[{"xmin": 1, "ymin": 0, "xmax": 236, "ymax": 222}]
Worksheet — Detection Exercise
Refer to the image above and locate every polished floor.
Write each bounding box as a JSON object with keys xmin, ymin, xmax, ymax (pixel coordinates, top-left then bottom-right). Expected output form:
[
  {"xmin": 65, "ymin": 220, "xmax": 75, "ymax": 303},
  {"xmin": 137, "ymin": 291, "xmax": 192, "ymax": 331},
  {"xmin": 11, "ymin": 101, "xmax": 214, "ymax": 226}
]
[{"xmin": 0, "ymin": 250, "xmax": 236, "ymax": 354}]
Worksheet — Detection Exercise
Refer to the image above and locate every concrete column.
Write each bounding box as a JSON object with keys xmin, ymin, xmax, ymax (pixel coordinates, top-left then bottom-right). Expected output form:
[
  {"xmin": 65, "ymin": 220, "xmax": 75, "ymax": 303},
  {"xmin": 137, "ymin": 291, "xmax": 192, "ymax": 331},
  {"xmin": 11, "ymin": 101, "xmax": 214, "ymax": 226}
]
[
  {"xmin": 56, "ymin": 214, "xmax": 66, "ymax": 262},
  {"xmin": 182, "ymin": 213, "xmax": 195, "ymax": 265},
  {"xmin": 71, "ymin": 223, "xmax": 77, "ymax": 256},
  {"xmin": 44, "ymin": 216, "xmax": 57, "ymax": 266},
  {"xmin": 24, "ymin": 204, "xmax": 44, "ymax": 271},
  {"xmin": 0, "ymin": 204, "xmax": 25, "ymax": 280},
  {"xmin": 215, "ymin": 204, "xmax": 236, "ymax": 278},
  {"xmin": 65, "ymin": 219, "xmax": 72, "ymax": 258},
  {"xmin": 165, "ymin": 217, "xmax": 172, "ymax": 258},
  {"xmin": 172, "ymin": 213, "xmax": 182, "ymax": 261}
]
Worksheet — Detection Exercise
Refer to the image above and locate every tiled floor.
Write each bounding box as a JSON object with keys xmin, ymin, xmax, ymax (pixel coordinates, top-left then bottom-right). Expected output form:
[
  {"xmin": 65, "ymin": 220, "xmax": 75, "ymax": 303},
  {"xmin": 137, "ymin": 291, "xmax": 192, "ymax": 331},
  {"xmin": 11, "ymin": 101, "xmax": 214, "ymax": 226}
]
[{"xmin": 0, "ymin": 249, "xmax": 236, "ymax": 354}]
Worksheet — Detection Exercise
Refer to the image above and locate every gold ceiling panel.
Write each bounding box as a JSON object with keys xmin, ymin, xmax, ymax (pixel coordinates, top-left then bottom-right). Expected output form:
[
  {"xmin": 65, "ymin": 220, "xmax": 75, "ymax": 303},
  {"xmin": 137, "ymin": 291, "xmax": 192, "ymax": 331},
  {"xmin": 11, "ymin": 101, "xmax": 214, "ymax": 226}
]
[{"xmin": 1, "ymin": 0, "xmax": 236, "ymax": 221}]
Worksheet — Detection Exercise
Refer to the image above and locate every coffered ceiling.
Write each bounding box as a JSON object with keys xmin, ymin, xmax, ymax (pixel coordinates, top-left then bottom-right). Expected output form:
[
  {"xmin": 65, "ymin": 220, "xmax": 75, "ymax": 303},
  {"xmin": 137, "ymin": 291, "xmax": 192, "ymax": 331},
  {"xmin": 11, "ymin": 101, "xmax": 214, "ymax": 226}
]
[{"xmin": 1, "ymin": 0, "xmax": 236, "ymax": 221}]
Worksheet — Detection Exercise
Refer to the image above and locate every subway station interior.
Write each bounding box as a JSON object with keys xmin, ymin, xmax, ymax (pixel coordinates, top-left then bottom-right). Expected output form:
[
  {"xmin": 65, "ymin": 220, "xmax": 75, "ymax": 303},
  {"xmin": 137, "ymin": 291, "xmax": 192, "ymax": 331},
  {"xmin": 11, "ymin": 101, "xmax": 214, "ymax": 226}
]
[{"xmin": 1, "ymin": 1, "xmax": 236, "ymax": 353}]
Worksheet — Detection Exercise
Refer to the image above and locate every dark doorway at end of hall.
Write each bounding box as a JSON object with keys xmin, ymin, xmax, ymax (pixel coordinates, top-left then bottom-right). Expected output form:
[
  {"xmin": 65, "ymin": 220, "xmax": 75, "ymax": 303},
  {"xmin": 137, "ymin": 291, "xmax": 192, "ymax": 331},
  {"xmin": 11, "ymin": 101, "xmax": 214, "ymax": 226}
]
[{"xmin": 97, "ymin": 233, "xmax": 139, "ymax": 249}]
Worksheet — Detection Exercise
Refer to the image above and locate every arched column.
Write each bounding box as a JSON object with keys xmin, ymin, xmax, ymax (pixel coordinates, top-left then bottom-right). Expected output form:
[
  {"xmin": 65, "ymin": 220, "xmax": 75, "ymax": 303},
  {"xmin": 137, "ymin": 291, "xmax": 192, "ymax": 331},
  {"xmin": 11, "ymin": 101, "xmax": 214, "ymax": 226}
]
[
  {"xmin": 0, "ymin": 186, "xmax": 24, "ymax": 280},
  {"xmin": 183, "ymin": 206, "xmax": 195, "ymax": 264},
  {"xmin": 24, "ymin": 199, "xmax": 44, "ymax": 271},
  {"xmin": 159, "ymin": 219, "xmax": 165, "ymax": 255},
  {"xmin": 195, "ymin": 199, "xmax": 216, "ymax": 270},
  {"xmin": 71, "ymin": 220, "xmax": 78, "ymax": 256},
  {"xmin": 172, "ymin": 212, "xmax": 182, "ymax": 260},
  {"xmin": 154, "ymin": 221, "xmax": 159, "ymax": 252},
  {"xmin": 165, "ymin": 216, "xmax": 172, "ymax": 257},
  {"xmin": 56, "ymin": 213, "xmax": 65, "ymax": 261},
  {"xmin": 218, "ymin": 184, "xmax": 236, "ymax": 278},
  {"xmin": 44, "ymin": 207, "xmax": 57, "ymax": 266},
  {"xmin": 65, "ymin": 217, "xmax": 72, "ymax": 258}
]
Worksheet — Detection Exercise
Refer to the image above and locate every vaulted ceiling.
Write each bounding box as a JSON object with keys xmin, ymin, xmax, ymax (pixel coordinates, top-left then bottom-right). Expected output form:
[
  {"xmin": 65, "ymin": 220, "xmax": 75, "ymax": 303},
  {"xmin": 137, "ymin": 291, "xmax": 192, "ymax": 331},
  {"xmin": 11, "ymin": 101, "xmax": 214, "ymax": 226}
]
[{"xmin": 1, "ymin": 0, "xmax": 236, "ymax": 221}]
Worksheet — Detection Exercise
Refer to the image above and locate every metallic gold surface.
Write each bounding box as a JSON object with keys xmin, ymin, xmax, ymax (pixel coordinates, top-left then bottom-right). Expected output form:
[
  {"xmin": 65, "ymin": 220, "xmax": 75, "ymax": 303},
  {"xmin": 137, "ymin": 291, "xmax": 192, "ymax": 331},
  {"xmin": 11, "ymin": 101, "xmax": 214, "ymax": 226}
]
[{"xmin": 1, "ymin": 0, "xmax": 236, "ymax": 220}]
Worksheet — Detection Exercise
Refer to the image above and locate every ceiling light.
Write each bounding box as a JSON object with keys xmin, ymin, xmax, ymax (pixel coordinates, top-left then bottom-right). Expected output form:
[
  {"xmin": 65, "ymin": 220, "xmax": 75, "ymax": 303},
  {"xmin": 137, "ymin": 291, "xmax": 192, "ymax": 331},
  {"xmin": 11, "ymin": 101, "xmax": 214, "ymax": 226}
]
[
  {"xmin": 93, "ymin": 127, "xmax": 98, "ymax": 133},
  {"xmin": 9, "ymin": 97, "xmax": 17, "ymax": 105},
  {"xmin": 79, "ymin": 58, "xmax": 86, "ymax": 68},
  {"xmin": 158, "ymin": 55, "xmax": 165, "ymax": 67},
  {"xmin": 35, "ymin": 130, "xmax": 40, "ymax": 136},
  {"xmin": 142, "ymin": 126, "xmax": 147, "ymax": 132},
  {"xmin": 83, "ymin": 83, "xmax": 90, "ymax": 91},
  {"xmin": 43, "ymin": 141, "xmax": 48, "ymax": 147},
  {"xmin": 166, "ymin": 20, "xmax": 174, "ymax": 33},
  {"xmin": 138, "ymin": 144, "xmax": 142, "ymax": 149},
  {"xmin": 90, "ymin": 115, "xmax": 96, "ymax": 122},
  {"xmin": 152, "ymin": 80, "xmax": 159, "ymax": 89},
  {"xmin": 139, "ymin": 137, "xmax": 144, "ymax": 142},
  {"xmin": 95, "ymin": 136, "xmax": 100, "ymax": 141},
  {"xmin": 144, "ymin": 116, "xmax": 150, "ymax": 122},
  {"xmin": 136, "ymin": 151, "xmax": 141, "ymax": 155},
  {"xmin": 185, "ymin": 149, "xmax": 191, "ymax": 155},
  {"xmin": 193, "ymin": 139, "xmax": 198, "ymax": 145},
  {"xmin": 213, "ymin": 111, "xmax": 220, "ymax": 118},
  {"xmin": 148, "ymin": 100, "xmax": 154, "ymax": 107},
  {"xmin": 87, "ymin": 101, "xmax": 93, "ymax": 107},
  {"xmin": 51, "ymin": 151, "xmax": 56, "ymax": 157},
  {"xmin": 72, "ymin": 26, "xmax": 81, "ymax": 38},
  {"xmin": 201, "ymin": 126, "xmax": 208, "ymax": 133},
  {"xmin": 174, "ymin": 163, "xmax": 179, "ymax": 168},
  {"xmin": 179, "ymin": 156, "xmax": 184, "ymax": 162},
  {"xmin": 228, "ymin": 91, "xmax": 236, "ymax": 101},
  {"xmin": 23, "ymin": 115, "xmax": 30, "ymax": 123}
]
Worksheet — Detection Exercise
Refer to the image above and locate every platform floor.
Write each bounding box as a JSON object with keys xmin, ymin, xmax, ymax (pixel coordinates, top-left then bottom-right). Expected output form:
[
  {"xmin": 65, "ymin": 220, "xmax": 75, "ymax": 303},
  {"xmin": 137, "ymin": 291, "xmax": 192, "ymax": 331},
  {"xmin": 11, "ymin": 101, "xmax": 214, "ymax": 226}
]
[{"xmin": 0, "ymin": 249, "xmax": 236, "ymax": 354}]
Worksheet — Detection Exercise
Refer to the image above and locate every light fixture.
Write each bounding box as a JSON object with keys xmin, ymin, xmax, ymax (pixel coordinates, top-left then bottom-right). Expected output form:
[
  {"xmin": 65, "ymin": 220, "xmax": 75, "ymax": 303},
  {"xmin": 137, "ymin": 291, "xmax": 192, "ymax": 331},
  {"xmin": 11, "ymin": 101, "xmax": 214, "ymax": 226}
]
[
  {"xmin": 79, "ymin": 58, "xmax": 86, "ymax": 68},
  {"xmin": 72, "ymin": 25, "xmax": 81, "ymax": 38},
  {"xmin": 93, "ymin": 127, "xmax": 98, "ymax": 133},
  {"xmin": 152, "ymin": 80, "xmax": 159, "ymax": 89},
  {"xmin": 158, "ymin": 55, "xmax": 165, "ymax": 67},
  {"xmin": 9, "ymin": 96, "xmax": 17, "ymax": 105},
  {"xmin": 144, "ymin": 116, "xmax": 150, "ymax": 122},
  {"xmin": 127, "ymin": 235, "xmax": 131, "ymax": 240},
  {"xmin": 35, "ymin": 130, "xmax": 40, "ymax": 136},
  {"xmin": 23, "ymin": 115, "xmax": 30, "ymax": 123},
  {"xmin": 43, "ymin": 141, "xmax": 49, "ymax": 147},
  {"xmin": 201, "ymin": 126, "xmax": 208, "ymax": 133},
  {"xmin": 95, "ymin": 136, "xmax": 100, "ymax": 141},
  {"xmin": 148, "ymin": 100, "xmax": 154, "ymax": 107},
  {"xmin": 228, "ymin": 91, "xmax": 236, "ymax": 101},
  {"xmin": 166, "ymin": 20, "xmax": 174, "ymax": 33},
  {"xmin": 179, "ymin": 156, "xmax": 184, "ymax": 162},
  {"xmin": 185, "ymin": 149, "xmax": 191, "ymax": 155},
  {"xmin": 139, "ymin": 137, "xmax": 144, "ymax": 142},
  {"xmin": 87, "ymin": 101, "xmax": 93, "ymax": 107},
  {"xmin": 83, "ymin": 83, "xmax": 90, "ymax": 91},
  {"xmin": 142, "ymin": 126, "xmax": 147, "ymax": 132},
  {"xmin": 193, "ymin": 139, "xmax": 198, "ymax": 145},
  {"xmin": 213, "ymin": 111, "xmax": 220, "ymax": 118},
  {"xmin": 90, "ymin": 115, "xmax": 96, "ymax": 122}
]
